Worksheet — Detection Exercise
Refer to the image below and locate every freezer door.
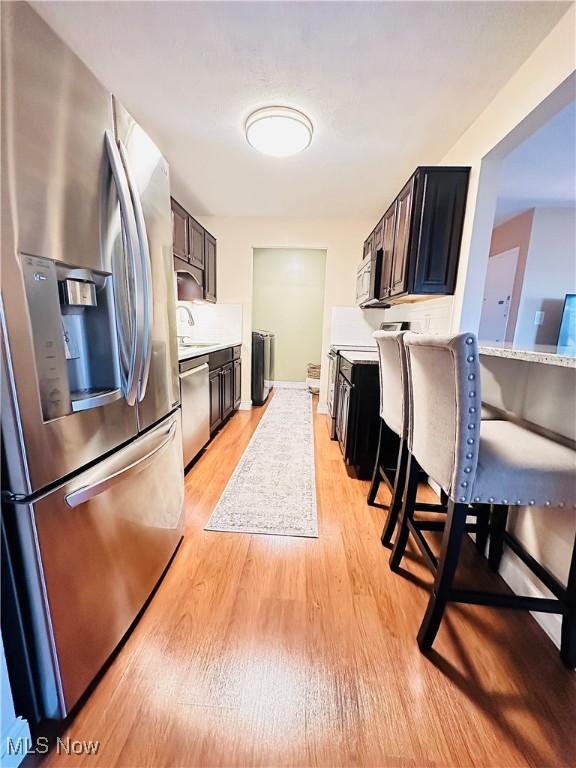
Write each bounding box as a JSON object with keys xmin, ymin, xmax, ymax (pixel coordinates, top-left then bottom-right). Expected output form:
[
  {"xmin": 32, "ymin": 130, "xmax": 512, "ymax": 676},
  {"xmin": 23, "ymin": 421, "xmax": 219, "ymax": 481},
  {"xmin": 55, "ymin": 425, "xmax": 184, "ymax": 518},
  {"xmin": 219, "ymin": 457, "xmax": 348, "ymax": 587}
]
[
  {"xmin": 10, "ymin": 411, "xmax": 184, "ymax": 718},
  {"xmin": 1, "ymin": 4, "xmax": 139, "ymax": 497},
  {"xmin": 113, "ymin": 99, "xmax": 180, "ymax": 432}
]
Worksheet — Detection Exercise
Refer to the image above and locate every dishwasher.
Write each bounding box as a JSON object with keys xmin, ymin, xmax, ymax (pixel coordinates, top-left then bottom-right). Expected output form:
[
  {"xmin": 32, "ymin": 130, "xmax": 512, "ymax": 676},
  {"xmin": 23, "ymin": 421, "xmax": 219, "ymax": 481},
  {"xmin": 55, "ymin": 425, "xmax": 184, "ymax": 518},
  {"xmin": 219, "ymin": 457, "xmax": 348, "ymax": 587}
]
[{"xmin": 179, "ymin": 355, "xmax": 211, "ymax": 468}]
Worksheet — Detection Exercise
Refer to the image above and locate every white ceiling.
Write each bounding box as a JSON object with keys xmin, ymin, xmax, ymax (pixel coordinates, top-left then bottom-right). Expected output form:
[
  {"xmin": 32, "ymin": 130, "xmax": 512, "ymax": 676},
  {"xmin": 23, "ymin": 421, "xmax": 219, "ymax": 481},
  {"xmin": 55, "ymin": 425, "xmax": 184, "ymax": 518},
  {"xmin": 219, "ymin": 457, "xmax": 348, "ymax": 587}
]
[
  {"xmin": 495, "ymin": 100, "xmax": 576, "ymax": 224},
  {"xmin": 33, "ymin": 1, "xmax": 570, "ymax": 218}
]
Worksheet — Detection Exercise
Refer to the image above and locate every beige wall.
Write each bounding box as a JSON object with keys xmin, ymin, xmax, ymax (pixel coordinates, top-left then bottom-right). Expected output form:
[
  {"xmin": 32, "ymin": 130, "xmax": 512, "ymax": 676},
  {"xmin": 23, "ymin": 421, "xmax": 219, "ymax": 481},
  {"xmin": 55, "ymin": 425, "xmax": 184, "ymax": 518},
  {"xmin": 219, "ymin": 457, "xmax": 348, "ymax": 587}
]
[
  {"xmin": 489, "ymin": 209, "xmax": 535, "ymax": 342},
  {"xmin": 253, "ymin": 248, "xmax": 326, "ymax": 382},
  {"xmin": 188, "ymin": 217, "xmax": 372, "ymax": 404},
  {"xmin": 514, "ymin": 207, "xmax": 576, "ymax": 347}
]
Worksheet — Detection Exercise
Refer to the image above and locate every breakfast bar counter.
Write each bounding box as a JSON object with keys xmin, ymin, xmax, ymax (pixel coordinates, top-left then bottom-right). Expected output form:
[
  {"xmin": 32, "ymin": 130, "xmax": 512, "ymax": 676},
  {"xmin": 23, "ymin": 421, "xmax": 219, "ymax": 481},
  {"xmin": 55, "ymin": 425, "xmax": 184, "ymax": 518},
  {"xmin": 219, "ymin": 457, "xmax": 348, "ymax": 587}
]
[{"xmin": 478, "ymin": 342, "xmax": 576, "ymax": 369}]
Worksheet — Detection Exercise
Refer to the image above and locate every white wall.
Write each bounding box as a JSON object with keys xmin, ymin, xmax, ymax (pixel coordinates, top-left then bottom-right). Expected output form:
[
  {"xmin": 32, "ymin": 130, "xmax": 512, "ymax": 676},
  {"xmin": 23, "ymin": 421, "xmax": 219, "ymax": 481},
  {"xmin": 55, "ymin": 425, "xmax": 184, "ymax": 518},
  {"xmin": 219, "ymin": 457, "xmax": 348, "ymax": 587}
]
[{"xmin": 514, "ymin": 207, "xmax": 576, "ymax": 347}]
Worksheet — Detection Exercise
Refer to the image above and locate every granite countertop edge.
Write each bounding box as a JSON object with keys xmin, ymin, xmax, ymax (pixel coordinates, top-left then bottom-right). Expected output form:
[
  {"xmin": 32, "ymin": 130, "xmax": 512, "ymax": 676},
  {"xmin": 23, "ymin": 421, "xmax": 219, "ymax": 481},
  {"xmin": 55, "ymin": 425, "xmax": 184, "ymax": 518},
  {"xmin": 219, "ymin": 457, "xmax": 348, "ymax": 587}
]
[
  {"xmin": 178, "ymin": 341, "xmax": 242, "ymax": 361},
  {"xmin": 478, "ymin": 345, "xmax": 575, "ymax": 369},
  {"xmin": 339, "ymin": 351, "xmax": 380, "ymax": 365}
]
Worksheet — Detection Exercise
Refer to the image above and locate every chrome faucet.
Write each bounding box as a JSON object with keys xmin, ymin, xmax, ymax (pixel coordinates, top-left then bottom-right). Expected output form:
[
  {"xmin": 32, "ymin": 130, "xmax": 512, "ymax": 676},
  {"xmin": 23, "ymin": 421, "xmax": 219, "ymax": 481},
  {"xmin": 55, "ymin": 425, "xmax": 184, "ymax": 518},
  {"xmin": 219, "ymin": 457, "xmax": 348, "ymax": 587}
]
[
  {"xmin": 177, "ymin": 305, "xmax": 195, "ymax": 345},
  {"xmin": 177, "ymin": 305, "xmax": 195, "ymax": 327}
]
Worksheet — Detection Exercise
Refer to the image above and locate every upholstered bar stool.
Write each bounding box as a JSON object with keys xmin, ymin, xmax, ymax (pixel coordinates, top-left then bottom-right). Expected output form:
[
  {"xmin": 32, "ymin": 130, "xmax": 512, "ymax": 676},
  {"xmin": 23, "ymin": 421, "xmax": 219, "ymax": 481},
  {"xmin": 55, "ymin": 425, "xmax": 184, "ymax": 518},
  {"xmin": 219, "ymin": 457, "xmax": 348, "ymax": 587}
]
[
  {"xmin": 368, "ymin": 331, "xmax": 491, "ymax": 551},
  {"xmin": 389, "ymin": 332, "xmax": 576, "ymax": 667}
]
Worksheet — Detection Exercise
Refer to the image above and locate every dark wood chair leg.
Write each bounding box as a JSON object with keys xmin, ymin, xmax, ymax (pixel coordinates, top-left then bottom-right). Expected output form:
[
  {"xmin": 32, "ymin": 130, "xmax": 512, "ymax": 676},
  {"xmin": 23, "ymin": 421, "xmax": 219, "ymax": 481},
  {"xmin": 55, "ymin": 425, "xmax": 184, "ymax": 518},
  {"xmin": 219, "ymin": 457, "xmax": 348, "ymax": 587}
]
[
  {"xmin": 417, "ymin": 500, "xmax": 468, "ymax": 651},
  {"xmin": 367, "ymin": 420, "xmax": 384, "ymax": 506},
  {"xmin": 475, "ymin": 507, "xmax": 489, "ymax": 557},
  {"xmin": 389, "ymin": 454, "xmax": 419, "ymax": 572},
  {"xmin": 381, "ymin": 438, "xmax": 408, "ymax": 547},
  {"xmin": 488, "ymin": 505, "xmax": 508, "ymax": 572},
  {"xmin": 561, "ymin": 533, "xmax": 576, "ymax": 669}
]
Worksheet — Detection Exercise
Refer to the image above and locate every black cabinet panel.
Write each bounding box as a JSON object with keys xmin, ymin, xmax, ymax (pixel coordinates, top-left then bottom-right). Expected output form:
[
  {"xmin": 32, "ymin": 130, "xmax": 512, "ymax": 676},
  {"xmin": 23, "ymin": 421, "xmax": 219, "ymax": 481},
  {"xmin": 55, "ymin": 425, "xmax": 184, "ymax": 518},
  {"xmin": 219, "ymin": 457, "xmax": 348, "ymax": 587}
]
[
  {"xmin": 389, "ymin": 177, "xmax": 415, "ymax": 298},
  {"xmin": 378, "ymin": 203, "xmax": 397, "ymax": 300},
  {"xmin": 204, "ymin": 231, "xmax": 217, "ymax": 303},
  {"xmin": 233, "ymin": 359, "xmax": 241, "ymax": 409},
  {"xmin": 208, "ymin": 349, "xmax": 240, "ymax": 435},
  {"xmin": 336, "ymin": 363, "xmax": 381, "ymax": 478},
  {"xmin": 209, "ymin": 369, "xmax": 222, "ymax": 433},
  {"xmin": 411, "ymin": 168, "xmax": 469, "ymax": 295},
  {"xmin": 221, "ymin": 363, "xmax": 234, "ymax": 420}
]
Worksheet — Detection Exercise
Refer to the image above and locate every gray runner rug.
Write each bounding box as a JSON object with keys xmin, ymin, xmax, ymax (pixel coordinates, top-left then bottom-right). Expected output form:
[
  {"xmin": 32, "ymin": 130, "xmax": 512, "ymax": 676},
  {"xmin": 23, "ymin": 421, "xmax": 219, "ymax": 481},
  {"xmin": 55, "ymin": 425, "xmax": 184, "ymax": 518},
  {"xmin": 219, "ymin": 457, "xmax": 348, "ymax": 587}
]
[{"xmin": 204, "ymin": 388, "xmax": 318, "ymax": 537}]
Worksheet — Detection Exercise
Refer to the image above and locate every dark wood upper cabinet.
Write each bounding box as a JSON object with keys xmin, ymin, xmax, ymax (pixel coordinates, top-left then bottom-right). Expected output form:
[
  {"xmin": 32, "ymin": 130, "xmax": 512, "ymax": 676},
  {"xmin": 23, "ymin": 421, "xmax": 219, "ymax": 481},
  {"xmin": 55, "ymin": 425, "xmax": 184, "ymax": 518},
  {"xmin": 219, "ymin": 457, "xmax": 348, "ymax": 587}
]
[
  {"xmin": 389, "ymin": 177, "xmax": 415, "ymax": 297},
  {"xmin": 410, "ymin": 168, "xmax": 469, "ymax": 297},
  {"xmin": 189, "ymin": 217, "xmax": 205, "ymax": 269},
  {"xmin": 365, "ymin": 166, "xmax": 470, "ymax": 306},
  {"xmin": 378, "ymin": 203, "xmax": 397, "ymax": 301},
  {"xmin": 204, "ymin": 231, "xmax": 217, "ymax": 303},
  {"xmin": 171, "ymin": 197, "xmax": 217, "ymax": 303},
  {"xmin": 171, "ymin": 199, "xmax": 188, "ymax": 260}
]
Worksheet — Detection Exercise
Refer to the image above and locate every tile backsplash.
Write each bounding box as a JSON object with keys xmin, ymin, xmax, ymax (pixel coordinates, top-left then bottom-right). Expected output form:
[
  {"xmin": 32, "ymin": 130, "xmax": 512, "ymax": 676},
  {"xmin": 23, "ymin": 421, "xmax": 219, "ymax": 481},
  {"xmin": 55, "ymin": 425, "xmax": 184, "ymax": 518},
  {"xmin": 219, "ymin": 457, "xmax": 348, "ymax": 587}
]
[
  {"xmin": 329, "ymin": 298, "xmax": 454, "ymax": 346},
  {"xmin": 176, "ymin": 302, "xmax": 242, "ymax": 343}
]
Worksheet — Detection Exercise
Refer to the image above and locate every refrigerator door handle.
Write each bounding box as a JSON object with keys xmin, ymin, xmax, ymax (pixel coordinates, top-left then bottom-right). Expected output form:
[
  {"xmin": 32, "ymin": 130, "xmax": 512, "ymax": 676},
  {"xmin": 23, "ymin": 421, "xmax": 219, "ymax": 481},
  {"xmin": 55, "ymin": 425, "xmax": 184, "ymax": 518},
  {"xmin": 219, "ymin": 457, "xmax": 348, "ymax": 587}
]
[
  {"xmin": 104, "ymin": 130, "xmax": 144, "ymax": 407},
  {"xmin": 118, "ymin": 140, "xmax": 153, "ymax": 402},
  {"xmin": 64, "ymin": 421, "xmax": 178, "ymax": 508}
]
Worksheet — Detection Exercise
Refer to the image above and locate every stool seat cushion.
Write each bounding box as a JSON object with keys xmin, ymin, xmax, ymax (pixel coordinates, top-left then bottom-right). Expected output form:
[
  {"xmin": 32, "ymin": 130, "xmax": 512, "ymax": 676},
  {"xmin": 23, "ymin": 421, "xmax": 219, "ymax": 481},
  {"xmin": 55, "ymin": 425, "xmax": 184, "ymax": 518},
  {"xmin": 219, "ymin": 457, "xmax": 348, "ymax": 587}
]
[{"xmin": 472, "ymin": 421, "xmax": 576, "ymax": 508}]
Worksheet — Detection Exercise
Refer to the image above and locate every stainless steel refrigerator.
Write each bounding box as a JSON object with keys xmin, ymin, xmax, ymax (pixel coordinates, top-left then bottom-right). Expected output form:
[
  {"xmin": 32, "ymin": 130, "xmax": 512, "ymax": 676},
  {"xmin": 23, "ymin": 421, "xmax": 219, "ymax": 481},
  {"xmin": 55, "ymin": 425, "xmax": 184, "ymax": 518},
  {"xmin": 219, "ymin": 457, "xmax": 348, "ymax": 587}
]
[{"xmin": 1, "ymin": 4, "xmax": 183, "ymax": 720}]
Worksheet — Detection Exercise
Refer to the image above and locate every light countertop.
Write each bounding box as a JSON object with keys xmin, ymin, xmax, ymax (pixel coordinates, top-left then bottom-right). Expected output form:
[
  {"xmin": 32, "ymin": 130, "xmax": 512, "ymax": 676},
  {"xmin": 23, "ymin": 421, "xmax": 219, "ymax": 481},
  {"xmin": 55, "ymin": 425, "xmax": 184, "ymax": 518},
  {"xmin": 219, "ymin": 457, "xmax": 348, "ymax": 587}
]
[
  {"xmin": 478, "ymin": 342, "xmax": 575, "ymax": 369},
  {"xmin": 178, "ymin": 341, "xmax": 242, "ymax": 361},
  {"xmin": 339, "ymin": 350, "xmax": 380, "ymax": 365}
]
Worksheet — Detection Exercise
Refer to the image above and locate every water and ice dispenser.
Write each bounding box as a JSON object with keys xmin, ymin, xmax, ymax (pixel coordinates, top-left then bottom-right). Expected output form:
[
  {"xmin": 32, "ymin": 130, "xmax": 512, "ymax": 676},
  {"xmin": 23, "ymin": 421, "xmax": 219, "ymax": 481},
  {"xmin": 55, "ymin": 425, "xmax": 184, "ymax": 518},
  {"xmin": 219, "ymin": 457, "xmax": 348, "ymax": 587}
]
[{"xmin": 21, "ymin": 254, "xmax": 122, "ymax": 421}]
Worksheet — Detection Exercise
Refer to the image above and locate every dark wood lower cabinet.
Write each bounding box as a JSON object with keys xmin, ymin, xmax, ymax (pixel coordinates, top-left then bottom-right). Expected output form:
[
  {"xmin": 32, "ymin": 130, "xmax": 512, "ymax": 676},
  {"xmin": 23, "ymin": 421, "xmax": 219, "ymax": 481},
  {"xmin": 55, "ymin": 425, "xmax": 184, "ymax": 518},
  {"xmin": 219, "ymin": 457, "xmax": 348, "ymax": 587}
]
[
  {"xmin": 233, "ymin": 359, "xmax": 241, "ymax": 409},
  {"xmin": 209, "ymin": 369, "xmax": 222, "ymax": 433},
  {"xmin": 208, "ymin": 349, "xmax": 241, "ymax": 435},
  {"xmin": 336, "ymin": 361, "xmax": 397, "ymax": 479},
  {"xmin": 221, "ymin": 362, "xmax": 234, "ymax": 420}
]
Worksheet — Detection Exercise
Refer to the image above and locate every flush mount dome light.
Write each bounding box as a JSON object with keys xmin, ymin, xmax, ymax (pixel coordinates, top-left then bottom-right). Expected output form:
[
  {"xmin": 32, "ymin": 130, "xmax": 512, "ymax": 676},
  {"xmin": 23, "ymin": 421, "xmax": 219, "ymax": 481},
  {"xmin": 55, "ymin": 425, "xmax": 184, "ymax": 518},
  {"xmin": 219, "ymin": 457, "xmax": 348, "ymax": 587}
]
[{"xmin": 245, "ymin": 106, "xmax": 313, "ymax": 157}]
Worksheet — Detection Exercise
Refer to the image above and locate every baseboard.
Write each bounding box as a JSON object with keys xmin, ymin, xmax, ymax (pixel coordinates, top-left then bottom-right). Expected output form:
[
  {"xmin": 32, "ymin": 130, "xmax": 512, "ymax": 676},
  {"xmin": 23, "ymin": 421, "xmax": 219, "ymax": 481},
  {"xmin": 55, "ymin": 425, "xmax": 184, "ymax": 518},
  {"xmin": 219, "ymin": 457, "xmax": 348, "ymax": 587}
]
[{"xmin": 239, "ymin": 401, "xmax": 252, "ymax": 410}]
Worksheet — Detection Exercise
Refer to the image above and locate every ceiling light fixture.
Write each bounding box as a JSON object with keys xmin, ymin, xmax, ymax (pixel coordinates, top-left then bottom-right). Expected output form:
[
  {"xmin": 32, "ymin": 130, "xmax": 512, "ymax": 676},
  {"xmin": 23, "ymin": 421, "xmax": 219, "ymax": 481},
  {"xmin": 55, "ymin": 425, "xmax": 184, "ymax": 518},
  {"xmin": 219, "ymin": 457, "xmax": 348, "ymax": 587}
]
[{"xmin": 245, "ymin": 106, "xmax": 313, "ymax": 157}]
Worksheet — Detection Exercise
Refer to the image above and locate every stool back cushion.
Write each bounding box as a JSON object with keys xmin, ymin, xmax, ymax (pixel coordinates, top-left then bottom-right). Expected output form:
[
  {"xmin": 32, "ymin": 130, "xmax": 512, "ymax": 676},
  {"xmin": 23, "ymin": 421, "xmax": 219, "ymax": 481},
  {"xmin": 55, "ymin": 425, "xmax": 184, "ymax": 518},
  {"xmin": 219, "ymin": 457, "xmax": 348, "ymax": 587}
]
[
  {"xmin": 373, "ymin": 331, "xmax": 408, "ymax": 439},
  {"xmin": 404, "ymin": 332, "xmax": 482, "ymax": 502}
]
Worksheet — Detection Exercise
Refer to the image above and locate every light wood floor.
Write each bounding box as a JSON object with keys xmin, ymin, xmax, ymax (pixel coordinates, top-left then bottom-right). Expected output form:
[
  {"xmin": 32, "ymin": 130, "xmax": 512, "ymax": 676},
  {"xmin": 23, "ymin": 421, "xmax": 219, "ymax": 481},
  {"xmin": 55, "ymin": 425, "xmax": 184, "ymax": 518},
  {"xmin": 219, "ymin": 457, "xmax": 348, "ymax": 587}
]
[{"xmin": 46, "ymin": 396, "xmax": 576, "ymax": 767}]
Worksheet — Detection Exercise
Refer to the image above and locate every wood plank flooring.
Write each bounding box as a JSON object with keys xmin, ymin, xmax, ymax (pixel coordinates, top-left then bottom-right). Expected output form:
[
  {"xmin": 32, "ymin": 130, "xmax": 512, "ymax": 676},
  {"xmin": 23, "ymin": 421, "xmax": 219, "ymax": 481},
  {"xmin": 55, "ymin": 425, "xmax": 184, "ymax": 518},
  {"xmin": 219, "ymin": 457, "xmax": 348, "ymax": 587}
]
[{"xmin": 45, "ymin": 396, "xmax": 576, "ymax": 767}]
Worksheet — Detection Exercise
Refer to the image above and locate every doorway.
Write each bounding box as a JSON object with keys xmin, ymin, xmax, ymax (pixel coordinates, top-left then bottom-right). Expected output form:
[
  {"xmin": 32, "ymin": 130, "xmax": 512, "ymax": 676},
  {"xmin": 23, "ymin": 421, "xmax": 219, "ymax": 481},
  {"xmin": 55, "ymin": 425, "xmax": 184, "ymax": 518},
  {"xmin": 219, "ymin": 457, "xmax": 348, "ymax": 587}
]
[
  {"xmin": 478, "ymin": 247, "xmax": 519, "ymax": 342},
  {"xmin": 252, "ymin": 248, "xmax": 326, "ymax": 384}
]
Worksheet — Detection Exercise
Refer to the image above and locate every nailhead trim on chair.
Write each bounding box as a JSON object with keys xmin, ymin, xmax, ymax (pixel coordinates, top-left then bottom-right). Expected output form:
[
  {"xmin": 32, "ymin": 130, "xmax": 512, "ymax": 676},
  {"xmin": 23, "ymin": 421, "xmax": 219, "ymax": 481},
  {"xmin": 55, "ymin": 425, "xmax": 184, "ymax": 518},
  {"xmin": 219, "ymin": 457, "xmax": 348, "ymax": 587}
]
[{"xmin": 454, "ymin": 335, "xmax": 482, "ymax": 504}]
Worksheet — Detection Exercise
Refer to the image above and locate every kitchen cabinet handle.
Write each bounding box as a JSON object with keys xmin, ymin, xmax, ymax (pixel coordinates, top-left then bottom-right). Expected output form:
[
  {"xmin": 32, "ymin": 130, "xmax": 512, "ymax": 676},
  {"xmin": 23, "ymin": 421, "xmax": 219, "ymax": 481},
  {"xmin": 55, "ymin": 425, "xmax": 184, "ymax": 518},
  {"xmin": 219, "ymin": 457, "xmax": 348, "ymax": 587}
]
[
  {"xmin": 104, "ymin": 130, "xmax": 143, "ymax": 407},
  {"xmin": 118, "ymin": 140, "xmax": 153, "ymax": 402},
  {"xmin": 64, "ymin": 421, "xmax": 177, "ymax": 508}
]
